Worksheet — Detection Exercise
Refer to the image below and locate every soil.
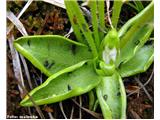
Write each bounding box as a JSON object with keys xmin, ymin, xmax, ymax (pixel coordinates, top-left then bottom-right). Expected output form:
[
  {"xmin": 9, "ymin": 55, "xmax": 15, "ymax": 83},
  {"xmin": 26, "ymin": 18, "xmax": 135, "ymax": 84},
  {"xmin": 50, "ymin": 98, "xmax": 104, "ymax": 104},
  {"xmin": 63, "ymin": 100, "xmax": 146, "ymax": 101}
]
[{"xmin": 7, "ymin": 1, "xmax": 153, "ymax": 119}]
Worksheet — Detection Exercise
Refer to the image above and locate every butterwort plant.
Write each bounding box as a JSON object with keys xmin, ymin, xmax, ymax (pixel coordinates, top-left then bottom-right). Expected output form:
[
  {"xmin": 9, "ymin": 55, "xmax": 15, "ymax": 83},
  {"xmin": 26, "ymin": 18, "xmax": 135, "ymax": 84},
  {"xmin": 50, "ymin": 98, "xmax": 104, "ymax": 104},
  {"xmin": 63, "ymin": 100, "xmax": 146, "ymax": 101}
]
[{"xmin": 13, "ymin": 0, "xmax": 153, "ymax": 119}]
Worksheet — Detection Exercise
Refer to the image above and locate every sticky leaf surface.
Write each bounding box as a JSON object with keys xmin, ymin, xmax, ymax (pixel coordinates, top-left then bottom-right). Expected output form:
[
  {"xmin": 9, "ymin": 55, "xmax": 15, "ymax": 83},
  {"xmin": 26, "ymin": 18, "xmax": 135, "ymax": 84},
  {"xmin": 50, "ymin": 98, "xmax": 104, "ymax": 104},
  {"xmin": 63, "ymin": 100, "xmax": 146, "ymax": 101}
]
[{"xmin": 14, "ymin": 35, "xmax": 92, "ymax": 76}]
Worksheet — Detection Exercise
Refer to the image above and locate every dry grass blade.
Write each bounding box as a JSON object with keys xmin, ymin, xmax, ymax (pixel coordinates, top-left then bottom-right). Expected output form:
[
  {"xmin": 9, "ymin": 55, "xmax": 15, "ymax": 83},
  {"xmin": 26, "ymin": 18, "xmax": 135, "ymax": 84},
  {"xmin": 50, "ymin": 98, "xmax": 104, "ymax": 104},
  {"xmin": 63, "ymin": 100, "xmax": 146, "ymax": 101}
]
[
  {"xmin": 59, "ymin": 102, "xmax": 67, "ymax": 119},
  {"xmin": 17, "ymin": 0, "xmax": 33, "ymax": 19},
  {"xmin": 79, "ymin": 96, "xmax": 82, "ymax": 119},
  {"xmin": 27, "ymin": 107, "xmax": 32, "ymax": 116},
  {"xmin": 72, "ymin": 99, "xmax": 103, "ymax": 119},
  {"xmin": 106, "ymin": 0, "xmax": 113, "ymax": 28},
  {"xmin": 42, "ymin": 0, "xmax": 65, "ymax": 9},
  {"xmin": 7, "ymin": 11, "xmax": 28, "ymax": 36},
  {"xmin": 7, "ymin": 0, "xmax": 33, "ymax": 35},
  {"xmin": 48, "ymin": 112, "xmax": 54, "ymax": 119},
  {"xmin": 81, "ymin": 6, "xmax": 92, "ymax": 24},
  {"xmin": 70, "ymin": 105, "xmax": 75, "ymax": 119},
  {"xmin": 19, "ymin": 54, "xmax": 33, "ymax": 89},
  {"xmin": 64, "ymin": 27, "xmax": 73, "ymax": 38},
  {"xmin": 8, "ymin": 34, "xmax": 25, "ymax": 96},
  {"xmin": 143, "ymin": 71, "xmax": 154, "ymax": 87}
]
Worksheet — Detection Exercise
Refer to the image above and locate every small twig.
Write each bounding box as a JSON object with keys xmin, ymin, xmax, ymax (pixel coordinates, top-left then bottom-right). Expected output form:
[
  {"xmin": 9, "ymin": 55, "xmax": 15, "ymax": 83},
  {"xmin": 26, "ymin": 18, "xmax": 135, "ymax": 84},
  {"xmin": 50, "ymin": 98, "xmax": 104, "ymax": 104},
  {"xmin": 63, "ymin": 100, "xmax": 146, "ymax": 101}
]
[
  {"xmin": 16, "ymin": 78, "xmax": 45, "ymax": 119},
  {"xmin": 79, "ymin": 96, "xmax": 82, "ymax": 119},
  {"xmin": 106, "ymin": 0, "xmax": 113, "ymax": 28},
  {"xmin": 143, "ymin": 71, "xmax": 154, "ymax": 87},
  {"xmin": 64, "ymin": 27, "xmax": 73, "ymax": 38},
  {"xmin": 135, "ymin": 77, "xmax": 153, "ymax": 102},
  {"xmin": 72, "ymin": 99, "xmax": 103, "ymax": 119},
  {"xmin": 127, "ymin": 71, "xmax": 153, "ymax": 98},
  {"xmin": 70, "ymin": 105, "xmax": 75, "ymax": 119},
  {"xmin": 27, "ymin": 107, "xmax": 32, "ymax": 116},
  {"xmin": 59, "ymin": 102, "xmax": 67, "ymax": 119},
  {"xmin": 48, "ymin": 112, "xmax": 54, "ymax": 119}
]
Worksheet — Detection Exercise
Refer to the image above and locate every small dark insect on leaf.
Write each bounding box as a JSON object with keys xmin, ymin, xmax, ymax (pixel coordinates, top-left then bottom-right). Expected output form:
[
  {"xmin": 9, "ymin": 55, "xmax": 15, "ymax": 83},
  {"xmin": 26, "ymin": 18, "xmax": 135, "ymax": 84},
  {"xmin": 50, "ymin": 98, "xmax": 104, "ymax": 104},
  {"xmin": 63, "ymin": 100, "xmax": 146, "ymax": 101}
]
[
  {"xmin": 73, "ymin": 15, "xmax": 77, "ymax": 24},
  {"xmin": 27, "ymin": 40, "xmax": 30, "ymax": 46},
  {"xmin": 67, "ymin": 84, "xmax": 72, "ymax": 91},
  {"xmin": 82, "ymin": 23, "xmax": 88, "ymax": 32},
  {"xmin": 134, "ymin": 40, "xmax": 140, "ymax": 45},
  {"xmin": 71, "ymin": 44, "xmax": 76, "ymax": 55},
  {"xmin": 103, "ymin": 94, "xmax": 108, "ymax": 101}
]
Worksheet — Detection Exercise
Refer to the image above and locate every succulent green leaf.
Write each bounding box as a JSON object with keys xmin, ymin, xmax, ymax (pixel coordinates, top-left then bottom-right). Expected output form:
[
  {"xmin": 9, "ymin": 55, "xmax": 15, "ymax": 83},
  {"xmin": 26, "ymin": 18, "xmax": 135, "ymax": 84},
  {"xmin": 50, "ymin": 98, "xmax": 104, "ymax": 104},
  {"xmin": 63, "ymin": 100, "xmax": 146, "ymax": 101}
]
[
  {"xmin": 118, "ymin": 1, "xmax": 153, "ymax": 39},
  {"xmin": 117, "ymin": 1, "xmax": 153, "ymax": 66},
  {"xmin": 118, "ymin": 45, "xmax": 153, "ymax": 78},
  {"xmin": 20, "ymin": 61, "xmax": 101, "ymax": 106},
  {"xmin": 96, "ymin": 72, "xmax": 126, "ymax": 119},
  {"xmin": 14, "ymin": 35, "xmax": 92, "ymax": 76},
  {"xmin": 117, "ymin": 21, "xmax": 153, "ymax": 65}
]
